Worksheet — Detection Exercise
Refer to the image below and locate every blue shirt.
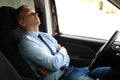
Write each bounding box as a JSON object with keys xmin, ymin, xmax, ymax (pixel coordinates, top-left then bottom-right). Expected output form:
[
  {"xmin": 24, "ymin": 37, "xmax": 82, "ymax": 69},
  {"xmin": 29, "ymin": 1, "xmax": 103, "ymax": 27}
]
[{"xmin": 18, "ymin": 31, "xmax": 70, "ymax": 80}]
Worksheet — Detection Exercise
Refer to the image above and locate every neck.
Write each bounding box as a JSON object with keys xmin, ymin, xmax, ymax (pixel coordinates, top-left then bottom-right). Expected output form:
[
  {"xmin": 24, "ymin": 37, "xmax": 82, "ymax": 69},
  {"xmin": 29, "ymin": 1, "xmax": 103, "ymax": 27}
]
[
  {"xmin": 32, "ymin": 26, "xmax": 39, "ymax": 33},
  {"xmin": 26, "ymin": 25, "xmax": 40, "ymax": 33}
]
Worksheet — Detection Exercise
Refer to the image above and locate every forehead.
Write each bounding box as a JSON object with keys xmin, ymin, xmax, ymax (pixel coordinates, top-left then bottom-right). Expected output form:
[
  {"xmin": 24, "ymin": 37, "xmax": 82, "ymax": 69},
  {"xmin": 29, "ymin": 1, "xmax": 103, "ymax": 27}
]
[{"xmin": 20, "ymin": 7, "xmax": 31, "ymax": 15}]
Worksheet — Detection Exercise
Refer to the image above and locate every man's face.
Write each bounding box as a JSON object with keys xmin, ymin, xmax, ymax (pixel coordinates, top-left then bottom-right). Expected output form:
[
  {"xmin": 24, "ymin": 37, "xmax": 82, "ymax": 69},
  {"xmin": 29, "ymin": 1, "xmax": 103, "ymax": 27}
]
[{"xmin": 19, "ymin": 7, "xmax": 41, "ymax": 27}]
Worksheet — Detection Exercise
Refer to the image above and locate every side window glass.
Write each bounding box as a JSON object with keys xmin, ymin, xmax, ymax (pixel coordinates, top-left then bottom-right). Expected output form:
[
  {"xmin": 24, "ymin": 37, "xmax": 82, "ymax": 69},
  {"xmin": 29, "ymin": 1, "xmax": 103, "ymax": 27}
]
[{"xmin": 55, "ymin": 0, "xmax": 120, "ymax": 41}]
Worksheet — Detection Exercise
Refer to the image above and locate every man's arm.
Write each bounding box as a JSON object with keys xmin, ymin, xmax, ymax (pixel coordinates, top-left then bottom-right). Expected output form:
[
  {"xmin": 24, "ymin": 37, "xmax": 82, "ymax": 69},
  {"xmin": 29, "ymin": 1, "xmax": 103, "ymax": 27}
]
[{"xmin": 18, "ymin": 38, "xmax": 70, "ymax": 71}]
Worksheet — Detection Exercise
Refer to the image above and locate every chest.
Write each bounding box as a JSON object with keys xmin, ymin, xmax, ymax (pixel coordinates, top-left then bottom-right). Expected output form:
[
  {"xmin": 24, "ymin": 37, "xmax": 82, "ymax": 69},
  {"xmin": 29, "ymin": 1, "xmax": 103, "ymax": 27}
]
[{"xmin": 36, "ymin": 38, "xmax": 58, "ymax": 54}]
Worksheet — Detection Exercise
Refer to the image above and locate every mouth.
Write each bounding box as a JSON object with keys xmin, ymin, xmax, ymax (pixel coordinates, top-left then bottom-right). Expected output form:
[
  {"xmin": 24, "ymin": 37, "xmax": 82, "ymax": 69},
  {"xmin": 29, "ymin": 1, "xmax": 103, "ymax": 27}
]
[
  {"xmin": 32, "ymin": 16, "xmax": 40, "ymax": 21},
  {"xmin": 35, "ymin": 17, "xmax": 41, "ymax": 24}
]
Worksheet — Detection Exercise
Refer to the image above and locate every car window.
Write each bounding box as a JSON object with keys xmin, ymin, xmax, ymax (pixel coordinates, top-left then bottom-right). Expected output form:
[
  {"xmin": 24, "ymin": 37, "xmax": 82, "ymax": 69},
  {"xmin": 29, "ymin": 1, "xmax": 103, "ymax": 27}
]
[
  {"xmin": 55, "ymin": 0, "xmax": 120, "ymax": 41},
  {"xmin": 0, "ymin": 0, "xmax": 35, "ymax": 10}
]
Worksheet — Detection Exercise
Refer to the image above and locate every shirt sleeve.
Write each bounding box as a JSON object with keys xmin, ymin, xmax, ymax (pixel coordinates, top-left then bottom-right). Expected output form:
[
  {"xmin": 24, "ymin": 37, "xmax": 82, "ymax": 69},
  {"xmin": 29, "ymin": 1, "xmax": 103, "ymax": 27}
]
[
  {"xmin": 41, "ymin": 33, "xmax": 70, "ymax": 66},
  {"xmin": 18, "ymin": 38, "xmax": 70, "ymax": 71}
]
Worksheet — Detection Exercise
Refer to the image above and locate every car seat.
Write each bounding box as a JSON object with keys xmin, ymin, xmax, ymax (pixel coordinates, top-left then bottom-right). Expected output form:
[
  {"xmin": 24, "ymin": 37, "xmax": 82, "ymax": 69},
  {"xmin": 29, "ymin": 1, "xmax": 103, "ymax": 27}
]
[
  {"xmin": 0, "ymin": 51, "xmax": 23, "ymax": 80},
  {"xmin": 0, "ymin": 6, "xmax": 37, "ymax": 79}
]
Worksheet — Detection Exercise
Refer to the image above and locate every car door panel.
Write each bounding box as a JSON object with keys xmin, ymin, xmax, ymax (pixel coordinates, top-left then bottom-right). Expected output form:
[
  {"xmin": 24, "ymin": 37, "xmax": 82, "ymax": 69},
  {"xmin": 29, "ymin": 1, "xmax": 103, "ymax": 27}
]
[{"xmin": 55, "ymin": 34, "xmax": 105, "ymax": 67}]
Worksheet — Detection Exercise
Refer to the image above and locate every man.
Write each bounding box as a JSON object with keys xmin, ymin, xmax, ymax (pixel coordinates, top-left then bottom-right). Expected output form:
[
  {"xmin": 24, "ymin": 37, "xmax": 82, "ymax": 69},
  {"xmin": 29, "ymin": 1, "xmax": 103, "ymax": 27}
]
[{"xmin": 16, "ymin": 5, "xmax": 112, "ymax": 80}]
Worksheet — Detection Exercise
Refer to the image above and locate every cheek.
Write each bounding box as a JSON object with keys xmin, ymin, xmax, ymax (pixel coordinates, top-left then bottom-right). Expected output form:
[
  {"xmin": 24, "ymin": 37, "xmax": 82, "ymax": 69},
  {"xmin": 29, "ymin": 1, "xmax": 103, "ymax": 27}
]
[{"xmin": 25, "ymin": 17, "xmax": 34, "ymax": 23}]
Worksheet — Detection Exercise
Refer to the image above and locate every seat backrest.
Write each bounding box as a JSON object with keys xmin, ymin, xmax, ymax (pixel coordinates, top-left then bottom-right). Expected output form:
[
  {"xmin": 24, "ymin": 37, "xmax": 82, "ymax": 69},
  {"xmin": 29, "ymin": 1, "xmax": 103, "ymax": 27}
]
[
  {"xmin": 0, "ymin": 6, "xmax": 17, "ymax": 30},
  {"xmin": 0, "ymin": 51, "xmax": 23, "ymax": 80},
  {"xmin": 0, "ymin": 6, "xmax": 37, "ymax": 79}
]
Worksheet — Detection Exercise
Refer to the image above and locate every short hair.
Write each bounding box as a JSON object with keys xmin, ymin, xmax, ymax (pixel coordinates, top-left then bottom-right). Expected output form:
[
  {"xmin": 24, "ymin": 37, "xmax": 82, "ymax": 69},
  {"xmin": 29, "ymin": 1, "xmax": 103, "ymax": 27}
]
[{"xmin": 15, "ymin": 5, "xmax": 29, "ymax": 26}]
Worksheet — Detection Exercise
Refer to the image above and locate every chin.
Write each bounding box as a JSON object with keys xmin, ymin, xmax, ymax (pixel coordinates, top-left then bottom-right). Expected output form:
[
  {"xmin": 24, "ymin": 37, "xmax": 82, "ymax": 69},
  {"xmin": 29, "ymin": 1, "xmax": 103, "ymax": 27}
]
[
  {"xmin": 35, "ymin": 19, "xmax": 41, "ymax": 26},
  {"xmin": 38, "ymin": 21, "xmax": 41, "ymax": 25},
  {"xmin": 36, "ymin": 22, "xmax": 40, "ymax": 26}
]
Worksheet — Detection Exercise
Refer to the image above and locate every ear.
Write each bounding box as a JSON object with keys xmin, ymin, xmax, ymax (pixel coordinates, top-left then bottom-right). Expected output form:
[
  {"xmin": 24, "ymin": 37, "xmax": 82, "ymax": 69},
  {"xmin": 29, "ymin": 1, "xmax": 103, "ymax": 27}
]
[{"xmin": 19, "ymin": 20, "xmax": 26, "ymax": 27}]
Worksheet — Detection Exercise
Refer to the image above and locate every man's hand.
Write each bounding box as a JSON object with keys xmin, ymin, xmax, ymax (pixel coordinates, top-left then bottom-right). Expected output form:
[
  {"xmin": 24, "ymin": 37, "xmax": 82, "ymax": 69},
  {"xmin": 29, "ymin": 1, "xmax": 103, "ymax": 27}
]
[
  {"xmin": 38, "ymin": 67, "xmax": 51, "ymax": 77},
  {"xmin": 58, "ymin": 44, "xmax": 67, "ymax": 53}
]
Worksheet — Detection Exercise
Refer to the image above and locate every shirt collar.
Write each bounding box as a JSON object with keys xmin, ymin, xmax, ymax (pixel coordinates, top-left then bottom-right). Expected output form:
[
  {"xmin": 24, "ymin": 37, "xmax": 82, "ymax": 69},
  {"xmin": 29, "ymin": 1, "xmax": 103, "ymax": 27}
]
[{"xmin": 26, "ymin": 31, "xmax": 40, "ymax": 38}]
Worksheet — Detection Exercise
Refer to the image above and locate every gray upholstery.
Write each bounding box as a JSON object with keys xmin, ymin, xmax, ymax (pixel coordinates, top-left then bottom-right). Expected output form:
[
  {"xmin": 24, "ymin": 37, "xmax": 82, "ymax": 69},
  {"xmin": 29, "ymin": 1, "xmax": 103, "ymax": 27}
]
[
  {"xmin": 0, "ymin": 6, "xmax": 37, "ymax": 79},
  {"xmin": 0, "ymin": 51, "xmax": 22, "ymax": 80}
]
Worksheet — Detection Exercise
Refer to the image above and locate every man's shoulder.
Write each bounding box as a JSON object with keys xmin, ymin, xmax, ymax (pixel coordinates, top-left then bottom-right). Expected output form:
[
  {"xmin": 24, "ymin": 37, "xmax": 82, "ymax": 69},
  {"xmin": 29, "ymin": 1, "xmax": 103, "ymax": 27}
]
[{"xmin": 19, "ymin": 34, "xmax": 36, "ymax": 44}]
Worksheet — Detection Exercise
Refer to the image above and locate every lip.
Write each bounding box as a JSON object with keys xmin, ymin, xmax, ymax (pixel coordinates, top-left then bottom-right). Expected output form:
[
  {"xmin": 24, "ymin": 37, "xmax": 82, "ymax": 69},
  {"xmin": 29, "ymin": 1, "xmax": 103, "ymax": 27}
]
[{"xmin": 35, "ymin": 16, "xmax": 40, "ymax": 23}]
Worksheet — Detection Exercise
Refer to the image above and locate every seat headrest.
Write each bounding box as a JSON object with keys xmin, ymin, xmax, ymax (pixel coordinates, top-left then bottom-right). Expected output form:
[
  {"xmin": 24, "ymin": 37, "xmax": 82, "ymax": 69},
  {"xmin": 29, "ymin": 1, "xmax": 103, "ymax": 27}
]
[{"xmin": 0, "ymin": 6, "xmax": 17, "ymax": 30}]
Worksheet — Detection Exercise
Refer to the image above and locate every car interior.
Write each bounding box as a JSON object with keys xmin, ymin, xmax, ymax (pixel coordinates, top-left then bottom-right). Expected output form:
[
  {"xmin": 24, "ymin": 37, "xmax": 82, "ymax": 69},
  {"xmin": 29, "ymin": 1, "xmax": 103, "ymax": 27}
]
[{"xmin": 0, "ymin": 0, "xmax": 120, "ymax": 80}]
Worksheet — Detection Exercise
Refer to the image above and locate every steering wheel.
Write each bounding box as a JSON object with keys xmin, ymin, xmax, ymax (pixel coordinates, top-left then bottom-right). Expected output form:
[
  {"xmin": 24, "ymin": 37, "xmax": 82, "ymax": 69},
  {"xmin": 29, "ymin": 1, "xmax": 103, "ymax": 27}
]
[{"xmin": 89, "ymin": 30, "xmax": 120, "ymax": 70}]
